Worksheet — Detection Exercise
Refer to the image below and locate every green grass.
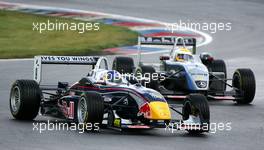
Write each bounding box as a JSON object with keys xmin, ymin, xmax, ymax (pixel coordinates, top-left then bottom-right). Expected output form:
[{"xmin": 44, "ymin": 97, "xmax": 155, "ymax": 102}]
[{"xmin": 0, "ymin": 10, "xmax": 138, "ymax": 58}]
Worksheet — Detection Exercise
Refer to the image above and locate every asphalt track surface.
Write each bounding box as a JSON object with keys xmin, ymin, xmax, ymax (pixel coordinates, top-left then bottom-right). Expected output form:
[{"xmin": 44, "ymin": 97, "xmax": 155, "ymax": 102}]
[{"xmin": 1, "ymin": 0, "xmax": 264, "ymax": 150}]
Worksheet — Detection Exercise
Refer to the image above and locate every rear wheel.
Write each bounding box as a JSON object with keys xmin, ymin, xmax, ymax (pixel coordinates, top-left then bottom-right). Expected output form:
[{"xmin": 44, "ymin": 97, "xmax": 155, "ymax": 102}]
[
  {"xmin": 112, "ymin": 57, "xmax": 134, "ymax": 74},
  {"xmin": 135, "ymin": 65, "xmax": 159, "ymax": 90},
  {"xmin": 232, "ymin": 69, "xmax": 256, "ymax": 104},
  {"xmin": 208, "ymin": 59, "xmax": 227, "ymax": 91},
  {"xmin": 75, "ymin": 92, "xmax": 104, "ymax": 129},
  {"xmin": 182, "ymin": 94, "xmax": 210, "ymax": 134},
  {"xmin": 208, "ymin": 59, "xmax": 227, "ymax": 76},
  {"xmin": 10, "ymin": 80, "xmax": 41, "ymax": 120}
]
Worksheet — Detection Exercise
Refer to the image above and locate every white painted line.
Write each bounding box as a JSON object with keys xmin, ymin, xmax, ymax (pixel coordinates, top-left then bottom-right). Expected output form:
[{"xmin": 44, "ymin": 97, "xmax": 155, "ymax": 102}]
[{"xmin": 0, "ymin": 58, "xmax": 33, "ymax": 61}]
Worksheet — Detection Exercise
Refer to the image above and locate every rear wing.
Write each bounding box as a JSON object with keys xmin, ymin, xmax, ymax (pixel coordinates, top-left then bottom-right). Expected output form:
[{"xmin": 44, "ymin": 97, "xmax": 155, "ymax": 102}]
[
  {"xmin": 138, "ymin": 36, "xmax": 196, "ymax": 53},
  {"xmin": 33, "ymin": 56, "xmax": 108, "ymax": 84},
  {"xmin": 139, "ymin": 36, "xmax": 196, "ymax": 46}
]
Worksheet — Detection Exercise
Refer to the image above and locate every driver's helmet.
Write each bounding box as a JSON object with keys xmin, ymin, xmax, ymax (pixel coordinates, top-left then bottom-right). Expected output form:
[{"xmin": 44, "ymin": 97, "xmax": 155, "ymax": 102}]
[
  {"xmin": 175, "ymin": 48, "xmax": 193, "ymax": 62},
  {"xmin": 100, "ymin": 70, "xmax": 122, "ymax": 84}
]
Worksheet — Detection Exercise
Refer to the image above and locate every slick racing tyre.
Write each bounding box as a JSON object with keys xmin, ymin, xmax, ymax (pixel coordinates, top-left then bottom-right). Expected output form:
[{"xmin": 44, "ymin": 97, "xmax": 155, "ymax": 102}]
[
  {"xmin": 208, "ymin": 59, "xmax": 227, "ymax": 91},
  {"xmin": 208, "ymin": 59, "xmax": 227, "ymax": 77},
  {"xmin": 112, "ymin": 57, "xmax": 134, "ymax": 74},
  {"xmin": 232, "ymin": 69, "xmax": 256, "ymax": 104},
  {"xmin": 10, "ymin": 80, "xmax": 41, "ymax": 120},
  {"xmin": 182, "ymin": 94, "xmax": 210, "ymax": 134},
  {"xmin": 76, "ymin": 92, "xmax": 104, "ymax": 127},
  {"xmin": 135, "ymin": 65, "xmax": 159, "ymax": 90},
  {"xmin": 107, "ymin": 109, "xmax": 115, "ymax": 127}
]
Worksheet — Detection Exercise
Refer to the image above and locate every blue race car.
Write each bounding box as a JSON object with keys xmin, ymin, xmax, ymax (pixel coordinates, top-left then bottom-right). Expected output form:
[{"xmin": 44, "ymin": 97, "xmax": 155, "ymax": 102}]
[{"xmin": 112, "ymin": 36, "xmax": 256, "ymax": 105}]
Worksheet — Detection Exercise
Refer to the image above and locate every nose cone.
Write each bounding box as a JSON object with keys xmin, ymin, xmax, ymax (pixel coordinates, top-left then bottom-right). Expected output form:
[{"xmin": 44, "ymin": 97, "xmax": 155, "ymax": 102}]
[{"xmin": 149, "ymin": 102, "xmax": 171, "ymax": 120}]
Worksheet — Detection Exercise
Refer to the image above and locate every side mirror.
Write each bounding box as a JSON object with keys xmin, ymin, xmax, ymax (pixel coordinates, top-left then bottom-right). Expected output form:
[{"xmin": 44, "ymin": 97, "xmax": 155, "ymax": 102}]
[{"xmin": 160, "ymin": 56, "xmax": 170, "ymax": 61}]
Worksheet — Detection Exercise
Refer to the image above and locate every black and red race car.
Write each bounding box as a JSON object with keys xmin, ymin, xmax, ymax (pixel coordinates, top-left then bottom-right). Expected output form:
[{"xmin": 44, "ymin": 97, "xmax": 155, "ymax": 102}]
[{"xmin": 10, "ymin": 55, "xmax": 210, "ymax": 134}]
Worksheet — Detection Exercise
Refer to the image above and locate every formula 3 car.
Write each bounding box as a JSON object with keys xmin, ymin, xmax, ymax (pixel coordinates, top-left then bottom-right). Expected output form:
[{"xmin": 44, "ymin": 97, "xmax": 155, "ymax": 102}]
[
  {"xmin": 112, "ymin": 36, "xmax": 256, "ymax": 105},
  {"xmin": 10, "ymin": 55, "xmax": 210, "ymax": 134}
]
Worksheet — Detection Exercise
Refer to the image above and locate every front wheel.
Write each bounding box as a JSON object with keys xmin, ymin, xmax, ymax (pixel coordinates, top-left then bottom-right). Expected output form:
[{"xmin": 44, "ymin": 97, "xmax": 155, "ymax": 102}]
[
  {"xmin": 10, "ymin": 80, "xmax": 41, "ymax": 120},
  {"xmin": 112, "ymin": 57, "xmax": 134, "ymax": 74},
  {"xmin": 75, "ymin": 92, "xmax": 104, "ymax": 129},
  {"xmin": 232, "ymin": 69, "xmax": 256, "ymax": 104},
  {"xmin": 182, "ymin": 94, "xmax": 210, "ymax": 134}
]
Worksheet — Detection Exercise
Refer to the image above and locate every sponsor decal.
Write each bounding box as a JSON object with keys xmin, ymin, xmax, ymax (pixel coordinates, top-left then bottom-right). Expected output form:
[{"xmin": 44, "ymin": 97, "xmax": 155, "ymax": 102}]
[
  {"xmin": 114, "ymin": 118, "xmax": 121, "ymax": 127},
  {"xmin": 40, "ymin": 56, "xmax": 96, "ymax": 63},
  {"xmin": 61, "ymin": 101, "xmax": 74, "ymax": 119},
  {"xmin": 138, "ymin": 103, "xmax": 151, "ymax": 118}
]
